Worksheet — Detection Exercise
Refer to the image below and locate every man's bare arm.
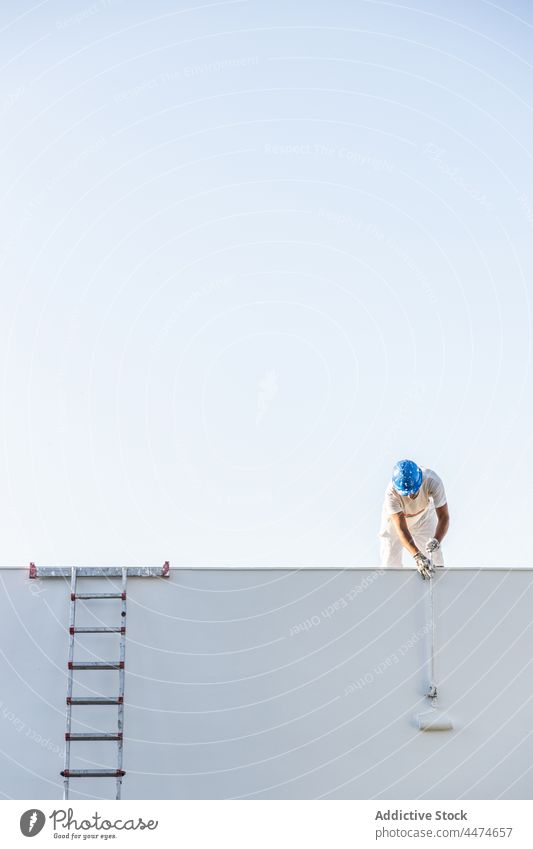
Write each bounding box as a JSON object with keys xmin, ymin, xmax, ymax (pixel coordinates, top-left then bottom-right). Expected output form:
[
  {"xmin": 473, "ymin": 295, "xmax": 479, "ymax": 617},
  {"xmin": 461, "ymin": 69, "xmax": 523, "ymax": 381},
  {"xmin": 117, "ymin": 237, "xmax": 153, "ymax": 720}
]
[{"xmin": 434, "ymin": 503, "xmax": 449, "ymax": 543}]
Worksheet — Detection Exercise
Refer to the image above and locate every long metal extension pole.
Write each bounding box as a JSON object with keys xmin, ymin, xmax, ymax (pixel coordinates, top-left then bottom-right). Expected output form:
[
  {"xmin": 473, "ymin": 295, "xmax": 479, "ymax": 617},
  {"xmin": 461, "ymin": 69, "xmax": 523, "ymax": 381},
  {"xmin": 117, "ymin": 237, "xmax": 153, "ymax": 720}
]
[{"xmin": 429, "ymin": 572, "xmax": 436, "ymax": 697}]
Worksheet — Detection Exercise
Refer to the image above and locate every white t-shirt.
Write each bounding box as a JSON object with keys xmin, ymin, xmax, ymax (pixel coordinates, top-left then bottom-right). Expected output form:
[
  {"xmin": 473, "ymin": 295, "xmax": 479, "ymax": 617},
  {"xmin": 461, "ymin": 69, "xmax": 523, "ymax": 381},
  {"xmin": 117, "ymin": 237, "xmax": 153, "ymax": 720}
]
[{"xmin": 380, "ymin": 468, "xmax": 447, "ymax": 533}]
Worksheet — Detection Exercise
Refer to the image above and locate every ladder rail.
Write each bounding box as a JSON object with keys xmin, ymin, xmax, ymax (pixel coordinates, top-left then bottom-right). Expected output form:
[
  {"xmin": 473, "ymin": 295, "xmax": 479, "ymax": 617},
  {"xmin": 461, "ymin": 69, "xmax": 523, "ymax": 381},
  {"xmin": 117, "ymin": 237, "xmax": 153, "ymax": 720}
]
[
  {"xmin": 116, "ymin": 568, "xmax": 127, "ymax": 800},
  {"xmin": 63, "ymin": 567, "xmax": 77, "ymax": 801}
]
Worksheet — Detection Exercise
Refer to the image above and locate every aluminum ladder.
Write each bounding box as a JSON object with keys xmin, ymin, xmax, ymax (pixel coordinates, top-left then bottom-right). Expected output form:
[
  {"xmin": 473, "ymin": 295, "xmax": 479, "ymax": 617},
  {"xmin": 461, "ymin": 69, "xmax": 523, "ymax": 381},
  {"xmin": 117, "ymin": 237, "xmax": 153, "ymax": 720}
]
[{"xmin": 29, "ymin": 562, "xmax": 170, "ymax": 800}]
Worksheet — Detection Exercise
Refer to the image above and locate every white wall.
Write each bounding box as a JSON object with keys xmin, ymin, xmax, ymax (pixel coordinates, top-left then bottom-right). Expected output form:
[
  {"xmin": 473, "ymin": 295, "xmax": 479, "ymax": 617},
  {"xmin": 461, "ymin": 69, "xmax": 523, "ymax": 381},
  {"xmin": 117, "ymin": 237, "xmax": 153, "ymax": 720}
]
[{"xmin": 0, "ymin": 567, "xmax": 532, "ymax": 800}]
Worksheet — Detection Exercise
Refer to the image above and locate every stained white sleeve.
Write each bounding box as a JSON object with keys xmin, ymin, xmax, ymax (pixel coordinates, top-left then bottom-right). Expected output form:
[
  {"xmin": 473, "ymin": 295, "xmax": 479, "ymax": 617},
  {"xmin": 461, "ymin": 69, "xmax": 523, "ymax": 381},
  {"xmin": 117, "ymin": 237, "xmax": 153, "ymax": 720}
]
[
  {"xmin": 384, "ymin": 487, "xmax": 403, "ymax": 515},
  {"xmin": 426, "ymin": 470, "xmax": 447, "ymax": 508}
]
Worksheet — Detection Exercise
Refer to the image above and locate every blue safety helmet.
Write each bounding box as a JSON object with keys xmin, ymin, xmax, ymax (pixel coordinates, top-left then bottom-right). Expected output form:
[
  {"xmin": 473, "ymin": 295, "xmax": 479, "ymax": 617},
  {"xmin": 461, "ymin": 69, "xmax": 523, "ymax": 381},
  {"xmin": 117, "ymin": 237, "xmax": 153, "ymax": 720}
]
[{"xmin": 392, "ymin": 459, "xmax": 423, "ymax": 496}]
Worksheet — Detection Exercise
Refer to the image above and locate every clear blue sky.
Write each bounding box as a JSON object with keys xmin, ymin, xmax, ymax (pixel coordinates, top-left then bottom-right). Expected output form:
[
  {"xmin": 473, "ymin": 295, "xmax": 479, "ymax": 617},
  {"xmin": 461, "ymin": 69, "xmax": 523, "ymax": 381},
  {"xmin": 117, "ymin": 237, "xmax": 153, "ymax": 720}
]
[{"xmin": 1, "ymin": 0, "xmax": 532, "ymax": 567}]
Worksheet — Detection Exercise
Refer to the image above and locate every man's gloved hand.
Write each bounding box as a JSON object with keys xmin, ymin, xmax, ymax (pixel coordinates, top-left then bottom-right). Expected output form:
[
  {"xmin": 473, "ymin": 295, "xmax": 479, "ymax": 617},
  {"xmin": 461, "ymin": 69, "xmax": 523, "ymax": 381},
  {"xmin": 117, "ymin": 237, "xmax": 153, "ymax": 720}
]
[
  {"xmin": 414, "ymin": 552, "xmax": 433, "ymax": 580},
  {"xmin": 426, "ymin": 537, "xmax": 440, "ymax": 553}
]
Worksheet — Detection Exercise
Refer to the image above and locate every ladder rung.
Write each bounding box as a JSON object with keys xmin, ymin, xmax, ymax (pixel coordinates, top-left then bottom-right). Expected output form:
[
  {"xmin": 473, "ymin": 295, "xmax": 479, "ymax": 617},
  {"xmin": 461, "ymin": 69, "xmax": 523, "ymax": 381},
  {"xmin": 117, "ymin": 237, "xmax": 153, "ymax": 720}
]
[
  {"xmin": 66, "ymin": 732, "xmax": 122, "ymax": 741},
  {"xmin": 68, "ymin": 696, "xmax": 123, "ymax": 705},
  {"xmin": 61, "ymin": 769, "xmax": 126, "ymax": 778},
  {"xmin": 73, "ymin": 592, "xmax": 126, "ymax": 600},
  {"xmin": 70, "ymin": 627, "xmax": 125, "ymax": 634},
  {"xmin": 69, "ymin": 661, "xmax": 124, "ymax": 670}
]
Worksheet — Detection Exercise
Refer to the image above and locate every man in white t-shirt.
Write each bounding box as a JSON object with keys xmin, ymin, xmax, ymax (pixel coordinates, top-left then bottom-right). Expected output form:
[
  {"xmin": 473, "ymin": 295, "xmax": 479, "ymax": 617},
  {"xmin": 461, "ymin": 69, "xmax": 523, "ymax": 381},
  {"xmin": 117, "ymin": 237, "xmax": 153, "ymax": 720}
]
[{"xmin": 379, "ymin": 459, "xmax": 450, "ymax": 578}]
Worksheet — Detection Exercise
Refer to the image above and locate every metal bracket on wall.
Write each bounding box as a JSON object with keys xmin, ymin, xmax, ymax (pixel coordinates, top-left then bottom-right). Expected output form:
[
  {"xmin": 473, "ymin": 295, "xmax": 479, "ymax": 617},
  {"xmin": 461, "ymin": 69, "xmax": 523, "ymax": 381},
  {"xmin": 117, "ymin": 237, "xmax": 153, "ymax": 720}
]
[{"xmin": 29, "ymin": 563, "xmax": 170, "ymax": 578}]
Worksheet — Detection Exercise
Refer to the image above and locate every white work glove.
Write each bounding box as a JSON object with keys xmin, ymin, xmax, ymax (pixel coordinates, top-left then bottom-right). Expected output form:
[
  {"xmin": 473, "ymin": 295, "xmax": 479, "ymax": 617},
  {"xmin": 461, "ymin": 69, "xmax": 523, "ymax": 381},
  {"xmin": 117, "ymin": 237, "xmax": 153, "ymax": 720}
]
[
  {"xmin": 426, "ymin": 537, "xmax": 440, "ymax": 553},
  {"xmin": 414, "ymin": 552, "xmax": 433, "ymax": 580}
]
